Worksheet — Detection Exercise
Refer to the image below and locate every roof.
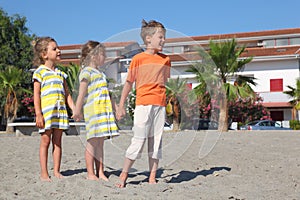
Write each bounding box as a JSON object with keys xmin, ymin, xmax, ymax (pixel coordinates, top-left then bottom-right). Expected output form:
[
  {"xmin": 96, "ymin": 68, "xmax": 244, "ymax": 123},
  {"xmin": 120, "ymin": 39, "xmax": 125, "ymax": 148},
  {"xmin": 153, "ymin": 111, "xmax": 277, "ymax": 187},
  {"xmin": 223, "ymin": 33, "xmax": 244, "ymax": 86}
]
[
  {"xmin": 58, "ymin": 27, "xmax": 300, "ymax": 65},
  {"xmin": 262, "ymin": 102, "xmax": 292, "ymax": 108},
  {"xmin": 166, "ymin": 27, "xmax": 300, "ymax": 43}
]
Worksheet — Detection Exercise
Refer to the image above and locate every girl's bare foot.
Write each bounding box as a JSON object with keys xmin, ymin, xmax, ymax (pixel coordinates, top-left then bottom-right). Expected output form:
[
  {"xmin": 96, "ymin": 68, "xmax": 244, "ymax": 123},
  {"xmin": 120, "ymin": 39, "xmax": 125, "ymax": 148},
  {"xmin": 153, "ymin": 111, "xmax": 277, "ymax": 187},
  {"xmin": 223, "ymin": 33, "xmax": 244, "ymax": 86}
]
[
  {"xmin": 86, "ymin": 174, "xmax": 99, "ymax": 181},
  {"xmin": 115, "ymin": 172, "xmax": 128, "ymax": 188},
  {"xmin": 99, "ymin": 173, "xmax": 109, "ymax": 182},
  {"xmin": 54, "ymin": 172, "xmax": 64, "ymax": 179},
  {"xmin": 40, "ymin": 175, "xmax": 51, "ymax": 182}
]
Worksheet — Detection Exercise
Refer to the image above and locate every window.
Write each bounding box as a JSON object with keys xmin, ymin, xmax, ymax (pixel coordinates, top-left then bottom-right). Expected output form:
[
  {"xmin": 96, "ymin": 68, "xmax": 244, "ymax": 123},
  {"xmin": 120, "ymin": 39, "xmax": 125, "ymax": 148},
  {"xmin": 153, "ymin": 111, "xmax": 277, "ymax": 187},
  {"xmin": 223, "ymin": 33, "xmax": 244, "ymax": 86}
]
[
  {"xmin": 263, "ymin": 37, "xmax": 300, "ymax": 47},
  {"xmin": 106, "ymin": 50, "xmax": 119, "ymax": 58},
  {"xmin": 290, "ymin": 38, "xmax": 300, "ymax": 45},
  {"xmin": 270, "ymin": 79, "xmax": 283, "ymax": 92},
  {"xmin": 276, "ymin": 39, "xmax": 288, "ymax": 46},
  {"xmin": 259, "ymin": 121, "xmax": 270, "ymax": 126},
  {"xmin": 264, "ymin": 39, "xmax": 275, "ymax": 47},
  {"xmin": 270, "ymin": 111, "xmax": 284, "ymax": 121},
  {"xmin": 186, "ymin": 83, "xmax": 192, "ymax": 90},
  {"xmin": 163, "ymin": 46, "xmax": 183, "ymax": 54}
]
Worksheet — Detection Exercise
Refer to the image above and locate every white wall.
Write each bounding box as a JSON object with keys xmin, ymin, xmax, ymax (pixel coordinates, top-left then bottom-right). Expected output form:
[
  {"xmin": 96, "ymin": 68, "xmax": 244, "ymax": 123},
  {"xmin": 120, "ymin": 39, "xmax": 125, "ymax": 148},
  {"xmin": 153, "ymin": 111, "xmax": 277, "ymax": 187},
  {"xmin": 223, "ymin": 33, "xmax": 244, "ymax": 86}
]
[{"xmin": 242, "ymin": 59, "xmax": 299, "ymax": 92}]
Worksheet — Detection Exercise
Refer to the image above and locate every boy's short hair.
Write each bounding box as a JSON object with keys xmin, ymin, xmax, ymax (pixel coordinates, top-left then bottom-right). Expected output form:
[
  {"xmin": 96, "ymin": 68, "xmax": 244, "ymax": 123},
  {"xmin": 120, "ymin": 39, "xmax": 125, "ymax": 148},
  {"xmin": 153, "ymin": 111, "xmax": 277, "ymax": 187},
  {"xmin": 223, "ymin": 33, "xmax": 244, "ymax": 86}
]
[{"xmin": 140, "ymin": 19, "xmax": 166, "ymax": 44}]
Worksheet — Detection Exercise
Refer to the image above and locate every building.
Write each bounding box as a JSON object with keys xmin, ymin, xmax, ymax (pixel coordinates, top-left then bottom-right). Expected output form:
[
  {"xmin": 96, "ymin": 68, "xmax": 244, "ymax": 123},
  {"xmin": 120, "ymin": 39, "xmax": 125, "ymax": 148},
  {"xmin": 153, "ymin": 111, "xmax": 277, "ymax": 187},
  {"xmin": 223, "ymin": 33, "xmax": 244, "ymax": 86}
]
[{"xmin": 59, "ymin": 27, "xmax": 300, "ymax": 123}]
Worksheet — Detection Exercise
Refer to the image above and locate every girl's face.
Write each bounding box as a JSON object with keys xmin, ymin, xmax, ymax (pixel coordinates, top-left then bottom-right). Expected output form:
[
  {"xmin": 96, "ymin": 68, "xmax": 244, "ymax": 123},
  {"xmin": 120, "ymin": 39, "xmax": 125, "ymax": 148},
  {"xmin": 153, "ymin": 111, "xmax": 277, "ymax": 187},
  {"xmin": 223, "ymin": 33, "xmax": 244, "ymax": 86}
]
[
  {"xmin": 146, "ymin": 28, "xmax": 166, "ymax": 52},
  {"xmin": 94, "ymin": 51, "xmax": 106, "ymax": 68},
  {"xmin": 44, "ymin": 41, "xmax": 61, "ymax": 63}
]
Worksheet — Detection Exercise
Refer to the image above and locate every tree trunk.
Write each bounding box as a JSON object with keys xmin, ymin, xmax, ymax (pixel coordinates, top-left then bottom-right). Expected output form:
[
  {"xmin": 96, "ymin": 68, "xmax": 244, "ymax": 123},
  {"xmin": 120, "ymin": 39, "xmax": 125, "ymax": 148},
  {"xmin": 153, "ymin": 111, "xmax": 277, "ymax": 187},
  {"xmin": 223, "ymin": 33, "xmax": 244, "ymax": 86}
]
[
  {"xmin": 292, "ymin": 106, "xmax": 296, "ymax": 120},
  {"xmin": 172, "ymin": 119, "xmax": 180, "ymax": 131},
  {"xmin": 218, "ymin": 97, "xmax": 228, "ymax": 132},
  {"xmin": 6, "ymin": 116, "xmax": 14, "ymax": 133},
  {"xmin": 172, "ymin": 100, "xmax": 180, "ymax": 131}
]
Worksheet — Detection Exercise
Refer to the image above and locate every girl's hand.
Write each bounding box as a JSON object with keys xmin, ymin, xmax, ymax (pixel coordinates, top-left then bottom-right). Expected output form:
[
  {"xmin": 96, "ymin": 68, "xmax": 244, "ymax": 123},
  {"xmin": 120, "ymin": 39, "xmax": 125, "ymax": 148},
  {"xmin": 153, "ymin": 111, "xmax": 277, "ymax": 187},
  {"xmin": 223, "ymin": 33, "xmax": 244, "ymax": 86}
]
[
  {"xmin": 35, "ymin": 114, "xmax": 45, "ymax": 129},
  {"xmin": 72, "ymin": 112, "xmax": 83, "ymax": 122}
]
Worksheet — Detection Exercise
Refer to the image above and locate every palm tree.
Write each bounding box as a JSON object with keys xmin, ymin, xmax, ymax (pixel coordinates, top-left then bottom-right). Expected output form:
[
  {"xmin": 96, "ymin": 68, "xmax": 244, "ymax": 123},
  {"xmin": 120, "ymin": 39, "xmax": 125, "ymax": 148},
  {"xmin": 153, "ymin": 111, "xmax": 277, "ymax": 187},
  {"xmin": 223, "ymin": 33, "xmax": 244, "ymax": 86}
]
[
  {"xmin": 284, "ymin": 79, "xmax": 300, "ymax": 120},
  {"xmin": 188, "ymin": 38, "xmax": 255, "ymax": 132},
  {"xmin": 165, "ymin": 77, "xmax": 187, "ymax": 131},
  {"xmin": 0, "ymin": 65, "xmax": 31, "ymax": 132},
  {"xmin": 57, "ymin": 63, "xmax": 80, "ymax": 98}
]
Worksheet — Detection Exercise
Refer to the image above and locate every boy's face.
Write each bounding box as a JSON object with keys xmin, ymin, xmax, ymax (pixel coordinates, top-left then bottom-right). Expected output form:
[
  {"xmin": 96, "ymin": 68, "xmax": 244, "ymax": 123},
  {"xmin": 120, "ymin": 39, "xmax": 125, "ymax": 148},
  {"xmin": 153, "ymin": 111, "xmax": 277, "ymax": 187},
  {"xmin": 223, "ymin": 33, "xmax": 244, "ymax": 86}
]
[
  {"xmin": 44, "ymin": 41, "xmax": 61, "ymax": 62},
  {"xmin": 147, "ymin": 28, "xmax": 166, "ymax": 51}
]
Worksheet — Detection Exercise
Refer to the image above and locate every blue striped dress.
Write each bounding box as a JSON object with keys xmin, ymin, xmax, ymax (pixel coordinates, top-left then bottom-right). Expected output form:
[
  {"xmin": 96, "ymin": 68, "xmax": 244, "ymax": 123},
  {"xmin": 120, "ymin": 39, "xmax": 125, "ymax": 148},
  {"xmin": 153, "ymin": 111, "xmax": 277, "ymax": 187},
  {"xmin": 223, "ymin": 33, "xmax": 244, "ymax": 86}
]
[
  {"xmin": 79, "ymin": 67, "xmax": 119, "ymax": 140},
  {"xmin": 32, "ymin": 65, "xmax": 69, "ymax": 133}
]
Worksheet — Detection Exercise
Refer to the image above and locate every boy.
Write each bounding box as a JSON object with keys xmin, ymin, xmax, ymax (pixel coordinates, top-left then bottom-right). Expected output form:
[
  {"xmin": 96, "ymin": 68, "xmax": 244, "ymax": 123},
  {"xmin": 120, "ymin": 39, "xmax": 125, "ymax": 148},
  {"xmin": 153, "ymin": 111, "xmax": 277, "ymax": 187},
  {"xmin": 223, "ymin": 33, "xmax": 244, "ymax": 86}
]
[{"xmin": 116, "ymin": 19, "xmax": 171, "ymax": 188}]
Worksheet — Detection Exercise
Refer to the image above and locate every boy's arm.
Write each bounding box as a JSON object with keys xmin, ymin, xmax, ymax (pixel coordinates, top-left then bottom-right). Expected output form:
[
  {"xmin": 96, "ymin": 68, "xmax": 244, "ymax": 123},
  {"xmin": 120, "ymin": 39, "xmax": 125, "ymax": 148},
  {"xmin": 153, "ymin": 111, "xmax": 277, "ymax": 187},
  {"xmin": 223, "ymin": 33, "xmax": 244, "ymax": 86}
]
[
  {"xmin": 117, "ymin": 81, "xmax": 133, "ymax": 120},
  {"xmin": 33, "ymin": 80, "xmax": 44, "ymax": 128}
]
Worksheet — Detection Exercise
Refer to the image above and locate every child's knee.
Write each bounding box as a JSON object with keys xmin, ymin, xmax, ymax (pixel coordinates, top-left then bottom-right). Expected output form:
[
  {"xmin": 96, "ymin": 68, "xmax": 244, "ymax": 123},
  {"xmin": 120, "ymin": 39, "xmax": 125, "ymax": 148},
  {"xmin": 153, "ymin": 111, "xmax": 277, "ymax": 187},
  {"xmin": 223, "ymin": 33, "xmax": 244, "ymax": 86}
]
[{"xmin": 126, "ymin": 137, "xmax": 146, "ymax": 160}]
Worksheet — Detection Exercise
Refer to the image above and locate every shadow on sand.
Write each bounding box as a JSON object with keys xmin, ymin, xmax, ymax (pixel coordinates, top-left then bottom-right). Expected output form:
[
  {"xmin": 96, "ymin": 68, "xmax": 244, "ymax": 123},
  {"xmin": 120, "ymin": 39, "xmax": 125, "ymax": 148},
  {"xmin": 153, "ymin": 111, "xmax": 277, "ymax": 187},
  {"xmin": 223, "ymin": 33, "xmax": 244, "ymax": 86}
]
[
  {"xmin": 61, "ymin": 168, "xmax": 87, "ymax": 176},
  {"xmin": 164, "ymin": 166, "xmax": 231, "ymax": 183},
  {"xmin": 104, "ymin": 166, "xmax": 231, "ymax": 185}
]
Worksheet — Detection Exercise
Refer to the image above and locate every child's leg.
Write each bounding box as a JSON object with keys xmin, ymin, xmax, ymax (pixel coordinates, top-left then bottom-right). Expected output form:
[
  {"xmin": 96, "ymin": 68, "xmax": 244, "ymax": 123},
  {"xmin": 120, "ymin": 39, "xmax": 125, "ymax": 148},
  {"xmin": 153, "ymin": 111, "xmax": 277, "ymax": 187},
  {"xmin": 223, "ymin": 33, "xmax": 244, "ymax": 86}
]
[
  {"xmin": 94, "ymin": 137, "xmax": 108, "ymax": 181},
  {"xmin": 39, "ymin": 130, "xmax": 52, "ymax": 181},
  {"xmin": 148, "ymin": 136, "xmax": 160, "ymax": 184},
  {"xmin": 116, "ymin": 157, "xmax": 135, "ymax": 188},
  {"xmin": 147, "ymin": 106, "xmax": 164, "ymax": 184},
  {"xmin": 148, "ymin": 157, "xmax": 159, "ymax": 184},
  {"xmin": 85, "ymin": 138, "xmax": 99, "ymax": 180},
  {"xmin": 116, "ymin": 105, "xmax": 148, "ymax": 188},
  {"xmin": 52, "ymin": 129, "xmax": 64, "ymax": 178}
]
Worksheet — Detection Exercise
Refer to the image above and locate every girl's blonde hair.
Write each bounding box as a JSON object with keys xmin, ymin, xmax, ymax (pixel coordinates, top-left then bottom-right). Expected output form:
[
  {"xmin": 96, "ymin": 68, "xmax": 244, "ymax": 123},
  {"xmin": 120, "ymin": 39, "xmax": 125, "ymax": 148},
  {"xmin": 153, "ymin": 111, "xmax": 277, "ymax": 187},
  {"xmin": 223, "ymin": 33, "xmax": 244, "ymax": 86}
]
[
  {"xmin": 80, "ymin": 40, "xmax": 105, "ymax": 67},
  {"xmin": 32, "ymin": 37, "xmax": 57, "ymax": 66},
  {"xmin": 140, "ymin": 19, "xmax": 166, "ymax": 45}
]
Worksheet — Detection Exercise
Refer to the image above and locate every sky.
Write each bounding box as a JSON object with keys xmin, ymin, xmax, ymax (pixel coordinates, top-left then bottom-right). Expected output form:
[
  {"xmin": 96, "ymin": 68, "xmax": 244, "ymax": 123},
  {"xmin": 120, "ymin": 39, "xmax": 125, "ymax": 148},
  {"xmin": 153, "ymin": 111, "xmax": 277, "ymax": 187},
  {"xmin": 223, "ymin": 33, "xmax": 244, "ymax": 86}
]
[{"xmin": 1, "ymin": 0, "xmax": 300, "ymax": 45}]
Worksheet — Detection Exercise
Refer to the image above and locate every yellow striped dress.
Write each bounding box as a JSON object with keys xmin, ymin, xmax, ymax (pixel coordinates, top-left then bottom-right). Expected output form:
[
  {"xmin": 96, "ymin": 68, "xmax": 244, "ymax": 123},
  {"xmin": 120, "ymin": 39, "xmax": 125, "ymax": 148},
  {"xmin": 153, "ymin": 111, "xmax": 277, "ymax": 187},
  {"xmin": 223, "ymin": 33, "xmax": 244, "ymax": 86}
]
[
  {"xmin": 79, "ymin": 67, "xmax": 119, "ymax": 140},
  {"xmin": 32, "ymin": 65, "xmax": 69, "ymax": 133}
]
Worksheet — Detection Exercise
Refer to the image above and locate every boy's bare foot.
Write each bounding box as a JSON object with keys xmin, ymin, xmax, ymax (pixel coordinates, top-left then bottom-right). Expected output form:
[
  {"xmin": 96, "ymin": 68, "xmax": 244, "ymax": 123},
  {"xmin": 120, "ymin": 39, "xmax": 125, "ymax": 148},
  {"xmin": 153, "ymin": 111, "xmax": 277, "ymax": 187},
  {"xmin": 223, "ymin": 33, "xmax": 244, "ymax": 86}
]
[
  {"xmin": 149, "ymin": 172, "xmax": 157, "ymax": 184},
  {"xmin": 115, "ymin": 172, "xmax": 128, "ymax": 188},
  {"xmin": 86, "ymin": 175, "xmax": 99, "ymax": 181},
  {"xmin": 54, "ymin": 172, "xmax": 64, "ymax": 179},
  {"xmin": 149, "ymin": 179, "xmax": 158, "ymax": 184},
  {"xmin": 40, "ymin": 176, "xmax": 51, "ymax": 182}
]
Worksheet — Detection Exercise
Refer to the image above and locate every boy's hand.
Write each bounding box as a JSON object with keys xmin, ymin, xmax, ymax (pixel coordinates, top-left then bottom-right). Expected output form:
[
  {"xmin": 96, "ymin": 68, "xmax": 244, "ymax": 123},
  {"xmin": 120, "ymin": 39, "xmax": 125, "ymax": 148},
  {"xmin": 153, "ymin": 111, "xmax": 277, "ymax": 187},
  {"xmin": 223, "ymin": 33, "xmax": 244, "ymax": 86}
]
[{"xmin": 116, "ymin": 105, "xmax": 126, "ymax": 121}]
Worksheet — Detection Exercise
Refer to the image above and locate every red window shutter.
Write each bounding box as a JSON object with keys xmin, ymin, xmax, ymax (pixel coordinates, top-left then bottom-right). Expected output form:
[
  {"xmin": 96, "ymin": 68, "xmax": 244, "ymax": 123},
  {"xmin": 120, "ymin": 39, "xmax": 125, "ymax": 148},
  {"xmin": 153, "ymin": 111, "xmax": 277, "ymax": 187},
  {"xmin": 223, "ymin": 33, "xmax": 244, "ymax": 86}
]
[
  {"xmin": 186, "ymin": 83, "xmax": 192, "ymax": 90},
  {"xmin": 270, "ymin": 79, "xmax": 283, "ymax": 92}
]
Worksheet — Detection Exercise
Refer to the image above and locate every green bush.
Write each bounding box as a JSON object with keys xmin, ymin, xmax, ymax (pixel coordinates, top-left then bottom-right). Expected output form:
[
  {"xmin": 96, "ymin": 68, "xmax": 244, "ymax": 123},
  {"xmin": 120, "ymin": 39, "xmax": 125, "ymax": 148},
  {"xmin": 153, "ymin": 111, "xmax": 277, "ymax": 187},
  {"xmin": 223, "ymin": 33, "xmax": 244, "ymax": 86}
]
[{"xmin": 289, "ymin": 120, "xmax": 300, "ymax": 130}]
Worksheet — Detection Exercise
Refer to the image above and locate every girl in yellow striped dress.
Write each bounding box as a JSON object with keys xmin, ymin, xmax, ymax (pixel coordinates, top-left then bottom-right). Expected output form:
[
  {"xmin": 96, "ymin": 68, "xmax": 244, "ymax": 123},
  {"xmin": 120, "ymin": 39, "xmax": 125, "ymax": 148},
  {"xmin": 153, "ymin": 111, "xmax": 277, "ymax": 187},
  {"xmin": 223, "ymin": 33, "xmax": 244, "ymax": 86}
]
[
  {"xmin": 73, "ymin": 41, "xmax": 119, "ymax": 181},
  {"xmin": 32, "ymin": 37, "xmax": 75, "ymax": 182}
]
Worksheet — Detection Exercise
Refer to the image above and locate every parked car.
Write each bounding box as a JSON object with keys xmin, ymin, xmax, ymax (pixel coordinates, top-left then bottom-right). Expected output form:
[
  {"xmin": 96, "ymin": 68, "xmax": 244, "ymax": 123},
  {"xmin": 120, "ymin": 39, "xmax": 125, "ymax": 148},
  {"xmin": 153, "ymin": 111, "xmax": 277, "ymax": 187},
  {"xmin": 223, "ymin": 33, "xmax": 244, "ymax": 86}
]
[
  {"xmin": 192, "ymin": 118, "xmax": 219, "ymax": 130},
  {"xmin": 164, "ymin": 121, "xmax": 173, "ymax": 131},
  {"xmin": 13, "ymin": 116, "xmax": 35, "ymax": 122},
  {"xmin": 240, "ymin": 120, "xmax": 292, "ymax": 130},
  {"xmin": 192, "ymin": 118, "xmax": 236, "ymax": 130}
]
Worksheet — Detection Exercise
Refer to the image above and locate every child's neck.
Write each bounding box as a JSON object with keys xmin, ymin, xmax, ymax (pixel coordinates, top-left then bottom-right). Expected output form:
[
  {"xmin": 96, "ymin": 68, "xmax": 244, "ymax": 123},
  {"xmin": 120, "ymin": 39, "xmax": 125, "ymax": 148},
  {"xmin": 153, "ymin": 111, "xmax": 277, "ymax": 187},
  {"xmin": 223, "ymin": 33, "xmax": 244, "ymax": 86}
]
[
  {"xmin": 144, "ymin": 48, "xmax": 159, "ymax": 55},
  {"xmin": 89, "ymin": 63, "xmax": 98, "ymax": 69},
  {"xmin": 44, "ymin": 61, "xmax": 55, "ymax": 70}
]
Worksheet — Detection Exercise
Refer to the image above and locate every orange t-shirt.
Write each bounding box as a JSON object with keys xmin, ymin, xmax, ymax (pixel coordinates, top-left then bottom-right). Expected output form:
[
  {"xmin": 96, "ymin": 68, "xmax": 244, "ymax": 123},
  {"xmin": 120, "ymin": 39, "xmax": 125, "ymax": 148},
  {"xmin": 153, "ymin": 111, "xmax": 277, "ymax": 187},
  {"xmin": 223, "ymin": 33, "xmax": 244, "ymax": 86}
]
[{"xmin": 126, "ymin": 52, "xmax": 171, "ymax": 106}]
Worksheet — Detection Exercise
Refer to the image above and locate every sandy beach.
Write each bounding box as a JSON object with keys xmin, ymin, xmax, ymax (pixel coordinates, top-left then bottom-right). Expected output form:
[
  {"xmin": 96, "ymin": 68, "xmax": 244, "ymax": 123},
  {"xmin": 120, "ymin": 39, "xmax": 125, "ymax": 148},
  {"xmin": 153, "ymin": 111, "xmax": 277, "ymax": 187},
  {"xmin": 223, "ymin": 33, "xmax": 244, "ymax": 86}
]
[{"xmin": 0, "ymin": 130, "xmax": 300, "ymax": 200}]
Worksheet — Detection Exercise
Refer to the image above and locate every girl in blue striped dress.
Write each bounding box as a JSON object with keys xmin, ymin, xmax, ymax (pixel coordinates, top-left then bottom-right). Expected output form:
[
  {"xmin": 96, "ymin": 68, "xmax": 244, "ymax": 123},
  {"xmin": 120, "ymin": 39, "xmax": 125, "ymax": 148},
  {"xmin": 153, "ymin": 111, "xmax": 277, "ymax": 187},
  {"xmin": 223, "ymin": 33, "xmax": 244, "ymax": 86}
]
[
  {"xmin": 73, "ymin": 41, "xmax": 119, "ymax": 181},
  {"xmin": 32, "ymin": 37, "xmax": 75, "ymax": 182}
]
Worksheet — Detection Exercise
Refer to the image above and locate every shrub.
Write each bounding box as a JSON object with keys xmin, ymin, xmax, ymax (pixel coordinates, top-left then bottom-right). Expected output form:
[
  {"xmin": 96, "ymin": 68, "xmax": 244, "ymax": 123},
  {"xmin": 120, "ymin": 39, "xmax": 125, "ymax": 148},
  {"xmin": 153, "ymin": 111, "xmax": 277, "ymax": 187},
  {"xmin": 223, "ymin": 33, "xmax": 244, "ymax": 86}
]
[{"xmin": 289, "ymin": 120, "xmax": 300, "ymax": 130}]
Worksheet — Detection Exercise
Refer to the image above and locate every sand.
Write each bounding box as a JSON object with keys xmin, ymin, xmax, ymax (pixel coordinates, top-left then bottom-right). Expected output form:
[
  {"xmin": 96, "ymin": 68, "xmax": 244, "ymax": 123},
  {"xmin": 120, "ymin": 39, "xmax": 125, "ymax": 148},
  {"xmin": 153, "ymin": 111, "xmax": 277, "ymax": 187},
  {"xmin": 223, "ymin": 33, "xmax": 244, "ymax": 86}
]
[{"xmin": 0, "ymin": 130, "xmax": 300, "ymax": 200}]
